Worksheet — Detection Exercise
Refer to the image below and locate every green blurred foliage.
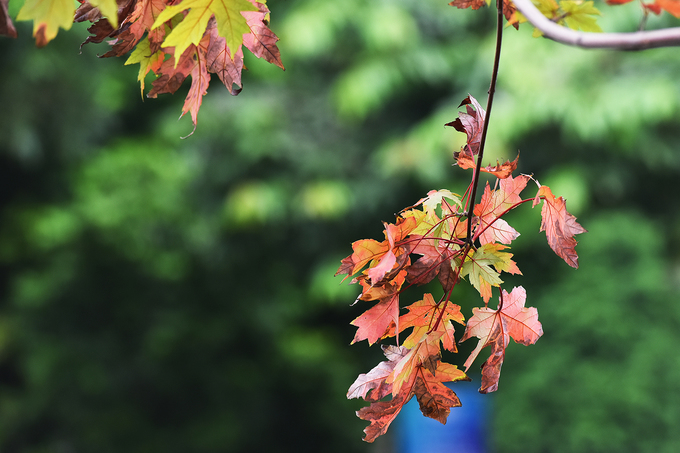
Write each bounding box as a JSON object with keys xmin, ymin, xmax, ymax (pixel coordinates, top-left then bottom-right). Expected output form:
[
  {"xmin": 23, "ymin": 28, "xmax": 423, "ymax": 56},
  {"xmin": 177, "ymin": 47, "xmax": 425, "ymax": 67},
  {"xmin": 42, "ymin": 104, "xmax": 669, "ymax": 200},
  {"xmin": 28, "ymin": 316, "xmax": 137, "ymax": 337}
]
[{"xmin": 1, "ymin": 0, "xmax": 680, "ymax": 452}]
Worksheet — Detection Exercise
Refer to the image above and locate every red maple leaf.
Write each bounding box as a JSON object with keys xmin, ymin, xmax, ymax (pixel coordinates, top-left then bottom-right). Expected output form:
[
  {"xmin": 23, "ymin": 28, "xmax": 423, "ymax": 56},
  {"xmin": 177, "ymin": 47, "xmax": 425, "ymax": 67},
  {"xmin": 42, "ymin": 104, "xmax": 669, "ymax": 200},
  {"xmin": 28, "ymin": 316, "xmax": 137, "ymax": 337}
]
[
  {"xmin": 242, "ymin": 0, "xmax": 284, "ymax": 69},
  {"xmin": 76, "ymin": 0, "xmax": 137, "ymax": 51},
  {"xmin": 406, "ymin": 235, "xmax": 460, "ymax": 289},
  {"xmin": 533, "ymin": 185, "xmax": 587, "ymax": 268},
  {"xmin": 181, "ymin": 41, "xmax": 211, "ymax": 137},
  {"xmin": 206, "ymin": 18, "xmax": 245, "ymax": 95},
  {"xmin": 148, "ymin": 45, "xmax": 198, "ymax": 98},
  {"xmin": 460, "ymin": 286, "xmax": 542, "ymax": 393},
  {"xmin": 446, "ymin": 95, "xmax": 485, "ymax": 157},
  {"xmin": 350, "ymin": 270, "xmax": 407, "ymax": 345}
]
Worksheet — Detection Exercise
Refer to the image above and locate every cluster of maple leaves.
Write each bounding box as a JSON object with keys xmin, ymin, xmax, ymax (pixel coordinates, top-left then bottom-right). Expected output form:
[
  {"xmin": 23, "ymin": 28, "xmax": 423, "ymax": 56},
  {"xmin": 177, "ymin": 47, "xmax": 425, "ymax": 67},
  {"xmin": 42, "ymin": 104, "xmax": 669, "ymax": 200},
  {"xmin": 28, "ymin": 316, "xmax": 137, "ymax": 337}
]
[
  {"xmin": 3, "ymin": 0, "xmax": 680, "ymax": 134},
  {"xmin": 337, "ymin": 95, "xmax": 586, "ymax": 442},
  {"xmin": 0, "ymin": 0, "xmax": 283, "ymax": 135}
]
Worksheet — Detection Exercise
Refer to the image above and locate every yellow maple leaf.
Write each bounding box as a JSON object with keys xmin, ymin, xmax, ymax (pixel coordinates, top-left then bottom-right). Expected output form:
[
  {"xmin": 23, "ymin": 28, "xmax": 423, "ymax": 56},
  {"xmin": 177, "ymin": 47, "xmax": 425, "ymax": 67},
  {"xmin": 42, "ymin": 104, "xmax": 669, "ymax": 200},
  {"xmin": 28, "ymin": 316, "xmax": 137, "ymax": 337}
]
[
  {"xmin": 16, "ymin": 0, "xmax": 74, "ymax": 47},
  {"xmin": 125, "ymin": 36, "xmax": 165, "ymax": 97},
  {"xmin": 560, "ymin": 0, "xmax": 602, "ymax": 32},
  {"xmin": 152, "ymin": 0, "xmax": 258, "ymax": 66}
]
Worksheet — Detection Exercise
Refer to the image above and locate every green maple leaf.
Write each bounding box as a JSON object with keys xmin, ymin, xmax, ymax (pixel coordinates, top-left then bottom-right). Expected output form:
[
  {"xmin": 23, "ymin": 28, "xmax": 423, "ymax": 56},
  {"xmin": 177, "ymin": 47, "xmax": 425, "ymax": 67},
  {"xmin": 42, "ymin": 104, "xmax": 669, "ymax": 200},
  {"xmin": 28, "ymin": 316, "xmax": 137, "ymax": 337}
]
[
  {"xmin": 125, "ymin": 37, "xmax": 165, "ymax": 97},
  {"xmin": 560, "ymin": 0, "xmax": 602, "ymax": 32},
  {"xmin": 152, "ymin": 0, "xmax": 258, "ymax": 66},
  {"xmin": 460, "ymin": 244, "xmax": 505, "ymax": 303}
]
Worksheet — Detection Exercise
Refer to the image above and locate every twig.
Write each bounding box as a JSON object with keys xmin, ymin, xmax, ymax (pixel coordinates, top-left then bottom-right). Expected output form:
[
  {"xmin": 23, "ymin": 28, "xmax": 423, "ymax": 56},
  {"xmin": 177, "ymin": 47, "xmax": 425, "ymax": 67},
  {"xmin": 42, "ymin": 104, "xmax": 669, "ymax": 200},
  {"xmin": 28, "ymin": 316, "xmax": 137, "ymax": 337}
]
[
  {"xmin": 512, "ymin": 0, "xmax": 680, "ymax": 50},
  {"xmin": 465, "ymin": 0, "xmax": 504, "ymax": 244}
]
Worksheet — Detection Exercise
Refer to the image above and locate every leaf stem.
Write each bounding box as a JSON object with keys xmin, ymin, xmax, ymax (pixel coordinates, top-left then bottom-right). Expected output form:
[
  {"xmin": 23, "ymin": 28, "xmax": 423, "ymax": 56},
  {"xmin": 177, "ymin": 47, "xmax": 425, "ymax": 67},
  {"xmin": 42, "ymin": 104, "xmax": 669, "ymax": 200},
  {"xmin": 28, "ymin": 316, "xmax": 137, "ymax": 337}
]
[{"xmin": 465, "ymin": 0, "xmax": 504, "ymax": 244}]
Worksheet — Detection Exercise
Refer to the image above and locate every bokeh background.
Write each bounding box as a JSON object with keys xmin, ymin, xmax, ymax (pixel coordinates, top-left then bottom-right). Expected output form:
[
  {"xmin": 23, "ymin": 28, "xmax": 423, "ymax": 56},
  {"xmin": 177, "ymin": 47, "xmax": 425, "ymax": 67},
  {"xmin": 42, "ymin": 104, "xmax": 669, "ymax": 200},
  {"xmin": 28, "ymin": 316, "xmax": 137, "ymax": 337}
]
[{"xmin": 2, "ymin": 0, "xmax": 680, "ymax": 451}]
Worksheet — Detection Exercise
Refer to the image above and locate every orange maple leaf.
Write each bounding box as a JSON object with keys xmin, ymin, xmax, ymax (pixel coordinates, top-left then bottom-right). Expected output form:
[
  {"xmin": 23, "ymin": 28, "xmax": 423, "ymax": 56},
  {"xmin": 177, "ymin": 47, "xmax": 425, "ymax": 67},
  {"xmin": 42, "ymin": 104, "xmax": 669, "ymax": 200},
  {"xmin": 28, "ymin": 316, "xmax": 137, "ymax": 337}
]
[
  {"xmin": 397, "ymin": 293, "xmax": 465, "ymax": 352},
  {"xmin": 412, "ymin": 366, "xmax": 465, "ymax": 423},
  {"xmin": 609, "ymin": 0, "xmax": 680, "ymax": 17},
  {"xmin": 336, "ymin": 216, "xmax": 416, "ymax": 283},
  {"xmin": 652, "ymin": 0, "xmax": 680, "ymax": 16},
  {"xmin": 533, "ymin": 185, "xmax": 587, "ymax": 268},
  {"xmin": 455, "ymin": 153, "xmax": 520, "ymax": 179}
]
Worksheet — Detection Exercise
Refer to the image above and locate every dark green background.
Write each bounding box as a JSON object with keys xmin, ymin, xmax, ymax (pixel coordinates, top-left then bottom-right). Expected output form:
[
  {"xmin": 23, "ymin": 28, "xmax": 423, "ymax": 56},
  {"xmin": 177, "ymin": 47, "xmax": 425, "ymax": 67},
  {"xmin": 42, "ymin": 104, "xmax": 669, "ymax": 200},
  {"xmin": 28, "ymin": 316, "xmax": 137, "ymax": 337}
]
[{"xmin": 1, "ymin": 0, "xmax": 680, "ymax": 451}]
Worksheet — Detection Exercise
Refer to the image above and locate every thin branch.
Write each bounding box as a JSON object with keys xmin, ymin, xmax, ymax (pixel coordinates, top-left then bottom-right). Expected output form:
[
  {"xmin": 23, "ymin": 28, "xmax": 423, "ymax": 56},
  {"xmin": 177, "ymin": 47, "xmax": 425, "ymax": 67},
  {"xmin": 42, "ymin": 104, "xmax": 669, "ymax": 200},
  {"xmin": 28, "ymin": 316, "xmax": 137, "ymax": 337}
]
[
  {"xmin": 465, "ymin": 0, "xmax": 504, "ymax": 243},
  {"xmin": 512, "ymin": 0, "xmax": 680, "ymax": 50}
]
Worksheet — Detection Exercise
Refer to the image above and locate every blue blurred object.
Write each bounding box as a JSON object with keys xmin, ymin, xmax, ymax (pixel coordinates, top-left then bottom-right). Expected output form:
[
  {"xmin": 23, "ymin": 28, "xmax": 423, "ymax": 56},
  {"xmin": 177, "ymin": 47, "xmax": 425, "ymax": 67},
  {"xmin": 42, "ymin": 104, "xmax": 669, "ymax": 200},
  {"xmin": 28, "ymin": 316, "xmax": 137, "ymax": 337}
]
[{"xmin": 396, "ymin": 379, "xmax": 488, "ymax": 453}]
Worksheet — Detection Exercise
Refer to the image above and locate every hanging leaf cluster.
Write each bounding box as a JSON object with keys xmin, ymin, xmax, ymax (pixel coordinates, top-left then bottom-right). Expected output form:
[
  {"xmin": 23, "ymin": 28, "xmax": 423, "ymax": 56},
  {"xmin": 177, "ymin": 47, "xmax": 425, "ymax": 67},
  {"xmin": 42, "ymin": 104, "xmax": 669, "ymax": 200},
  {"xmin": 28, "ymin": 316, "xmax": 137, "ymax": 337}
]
[
  {"xmin": 2, "ymin": 0, "xmax": 283, "ymax": 135},
  {"xmin": 337, "ymin": 95, "xmax": 586, "ymax": 442}
]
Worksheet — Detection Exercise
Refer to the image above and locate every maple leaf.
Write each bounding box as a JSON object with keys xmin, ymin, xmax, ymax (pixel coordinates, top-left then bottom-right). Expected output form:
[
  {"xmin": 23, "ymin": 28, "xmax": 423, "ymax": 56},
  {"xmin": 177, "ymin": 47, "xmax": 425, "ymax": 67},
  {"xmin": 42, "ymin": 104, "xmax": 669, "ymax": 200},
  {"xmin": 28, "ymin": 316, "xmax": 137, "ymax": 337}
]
[
  {"xmin": 460, "ymin": 243, "xmax": 519, "ymax": 304},
  {"xmin": 242, "ymin": 1, "xmax": 284, "ymax": 69},
  {"xmin": 398, "ymin": 293, "xmax": 465, "ymax": 352},
  {"xmin": 560, "ymin": 1, "xmax": 602, "ymax": 32},
  {"xmin": 181, "ymin": 45, "xmax": 211, "ymax": 137},
  {"xmin": 125, "ymin": 36, "xmax": 166, "ymax": 96},
  {"xmin": 414, "ymin": 189, "xmax": 463, "ymax": 216},
  {"xmin": 649, "ymin": 0, "xmax": 680, "ymax": 16},
  {"xmin": 152, "ymin": 0, "xmax": 258, "ymax": 68},
  {"xmin": 148, "ymin": 47, "xmax": 197, "ymax": 98},
  {"xmin": 387, "ymin": 337, "xmax": 441, "ymax": 397},
  {"xmin": 474, "ymin": 174, "xmax": 529, "ymax": 245},
  {"xmin": 446, "ymin": 95, "xmax": 486, "ymax": 158},
  {"xmin": 87, "ymin": 0, "xmax": 120, "ymax": 28},
  {"xmin": 1, "ymin": 0, "xmax": 17, "ymax": 38},
  {"xmin": 355, "ymin": 357, "xmax": 467, "ymax": 442},
  {"xmin": 205, "ymin": 17, "xmax": 245, "ymax": 94},
  {"xmin": 336, "ymin": 216, "xmax": 416, "ymax": 283},
  {"xmin": 356, "ymin": 375, "xmax": 414, "ymax": 443},
  {"xmin": 406, "ymin": 236, "xmax": 460, "ymax": 289},
  {"xmin": 456, "ymin": 153, "xmax": 520, "ymax": 179},
  {"xmin": 81, "ymin": 0, "xmax": 160, "ymax": 57},
  {"xmin": 460, "ymin": 286, "xmax": 542, "ymax": 393},
  {"xmin": 350, "ymin": 270, "xmax": 407, "ymax": 345},
  {"xmin": 449, "ymin": 0, "xmax": 486, "ymax": 9},
  {"xmin": 413, "ymin": 366, "xmax": 464, "ymax": 423},
  {"xmin": 129, "ymin": 0, "xmax": 168, "ymax": 49},
  {"xmin": 347, "ymin": 345, "xmax": 409, "ymax": 402},
  {"xmin": 16, "ymin": 0, "xmax": 76, "ymax": 47},
  {"xmin": 402, "ymin": 189, "xmax": 464, "ymax": 244},
  {"xmin": 533, "ymin": 185, "xmax": 587, "ymax": 268}
]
